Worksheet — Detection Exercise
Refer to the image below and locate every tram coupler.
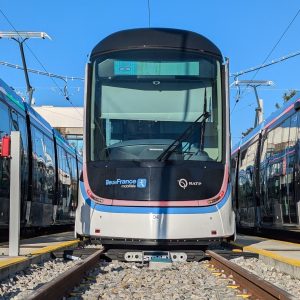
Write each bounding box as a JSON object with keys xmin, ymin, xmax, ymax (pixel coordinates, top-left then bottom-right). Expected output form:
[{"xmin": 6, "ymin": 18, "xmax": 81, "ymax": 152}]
[{"xmin": 124, "ymin": 251, "xmax": 188, "ymax": 262}]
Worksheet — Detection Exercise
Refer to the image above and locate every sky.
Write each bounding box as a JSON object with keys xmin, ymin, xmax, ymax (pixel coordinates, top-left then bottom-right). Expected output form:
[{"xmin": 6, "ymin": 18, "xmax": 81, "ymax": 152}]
[{"xmin": 1, "ymin": 1, "xmax": 300, "ymax": 145}]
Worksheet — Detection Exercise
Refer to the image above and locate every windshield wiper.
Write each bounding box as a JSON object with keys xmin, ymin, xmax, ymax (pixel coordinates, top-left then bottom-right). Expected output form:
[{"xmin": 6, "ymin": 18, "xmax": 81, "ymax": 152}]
[
  {"xmin": 157, "ymin": 111, "xmax": 211, "ymax": 162},
  {"xmin": 158, "ymin": 88, "xmax": 210, "ymax": 162}
]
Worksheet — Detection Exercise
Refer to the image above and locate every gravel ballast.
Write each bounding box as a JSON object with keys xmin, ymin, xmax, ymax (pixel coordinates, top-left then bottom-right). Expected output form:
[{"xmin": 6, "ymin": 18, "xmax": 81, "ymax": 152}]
[
  {"xmin": 2, "ymin": 252, "xmax": 299, "ymax": 299},
  {"xmin": 67, "ymin": 260, "xmax": 241, "ymax": 300},
  {"xmin": 0, "ymin": 258, "xmax": 78, "ymax": 300},
  {"xmin": 230, "ymin": 256, "xmax": 300, "ymax": 299}
]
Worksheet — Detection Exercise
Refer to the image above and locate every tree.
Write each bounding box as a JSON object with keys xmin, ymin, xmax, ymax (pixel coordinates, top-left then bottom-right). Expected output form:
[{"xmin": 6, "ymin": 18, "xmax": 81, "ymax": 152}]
[
  {"xmin": 283, "ymin": 90, "xmax": 297, "ymax": 102},
  {"xmin": 242, "ymin": 127, "xmax": 253, "ymax": 137}
]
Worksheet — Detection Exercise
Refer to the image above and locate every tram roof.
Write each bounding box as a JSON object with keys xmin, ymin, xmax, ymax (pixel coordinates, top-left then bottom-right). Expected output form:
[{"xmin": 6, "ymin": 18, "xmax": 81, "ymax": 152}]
[
  {"xmin": 0, "ymin": 78, "xmax": 26, "ymax": 112},
  {"xmin": 25, "ymin": 103, "xmax": 54, "ymax": 133},
  {"xmin": 53, "ymin": 128, "xmax": 77, "ymax": 154},
  {"xmin": 232, "ymin": 91, "xmax": 300, "ymax": 154},
  {"xmin": 91, "ymin": 28, "xmax": 222, "ymax": 58}
]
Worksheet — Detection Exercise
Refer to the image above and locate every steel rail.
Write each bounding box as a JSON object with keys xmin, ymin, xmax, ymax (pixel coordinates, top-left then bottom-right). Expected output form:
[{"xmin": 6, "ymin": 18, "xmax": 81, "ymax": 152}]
[
  {"xmin": 206, "ymin": 250, "xmax": 296, "ymax": 300},
  {"xmin": 26, "ymin": 248, "xmax": 103, "ymax": 300}
]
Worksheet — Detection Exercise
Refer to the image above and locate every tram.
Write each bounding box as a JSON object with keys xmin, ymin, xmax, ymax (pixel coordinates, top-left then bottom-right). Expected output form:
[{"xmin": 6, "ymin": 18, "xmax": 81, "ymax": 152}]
[
  {"xmin": 75, "ymin": 28, "xmax": 234, "ymax": 250},
  {"xmin": 232, "ymin": 92, "xmax": 300, "ymax": 231},
  {"xmin": 0, "ymin": 78, "xmax": 82, "ymax": 230}
]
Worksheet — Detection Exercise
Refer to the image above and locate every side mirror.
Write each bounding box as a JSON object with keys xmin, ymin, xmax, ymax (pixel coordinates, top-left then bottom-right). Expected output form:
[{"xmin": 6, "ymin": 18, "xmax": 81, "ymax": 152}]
[{"xmin": 294, "ymin": 101, "xmax": 300, "ymax": 111}]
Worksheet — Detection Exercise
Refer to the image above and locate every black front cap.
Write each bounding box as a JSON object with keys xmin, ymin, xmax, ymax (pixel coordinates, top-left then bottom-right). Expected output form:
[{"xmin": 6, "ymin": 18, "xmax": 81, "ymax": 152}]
[{"xmin": 87, "ymin": 161, "xmax": 224, "ymax": 201}]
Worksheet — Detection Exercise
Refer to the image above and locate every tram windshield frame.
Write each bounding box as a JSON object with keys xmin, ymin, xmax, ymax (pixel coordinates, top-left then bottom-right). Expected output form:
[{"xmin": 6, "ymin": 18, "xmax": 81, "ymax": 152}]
[{"xmin": 89, "ymin": 50, "xmax": 223, "ymax": 163}]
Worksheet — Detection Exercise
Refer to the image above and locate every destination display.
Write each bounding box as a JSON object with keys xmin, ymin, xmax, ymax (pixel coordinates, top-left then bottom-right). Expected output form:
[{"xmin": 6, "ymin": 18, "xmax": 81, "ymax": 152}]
[{"xmin": 114, "ymin": 60, "xmax": 200, "ymax": 76}]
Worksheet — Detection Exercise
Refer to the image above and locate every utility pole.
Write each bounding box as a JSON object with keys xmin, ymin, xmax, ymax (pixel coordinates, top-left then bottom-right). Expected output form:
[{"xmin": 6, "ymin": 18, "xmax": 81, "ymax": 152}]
[
  {"xmin": 0, "ymin": 31, "xmax": 51, "ymax": 106},
  {"xmin": 234, "ymin": 80, "xmax": 274, "ymax": 127}
]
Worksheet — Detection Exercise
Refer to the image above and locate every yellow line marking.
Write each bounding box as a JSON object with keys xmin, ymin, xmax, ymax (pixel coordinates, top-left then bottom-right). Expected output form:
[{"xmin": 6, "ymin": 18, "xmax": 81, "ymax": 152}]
[
  {"xmin": 236, "ymin": 295, "xmax": 251, "ymax": 298},
  {"xmin": 232, "ymin": 249, "xmax": 243, "ymax": 252},
  {"xmin": 0, "ymin": 256, "xmax": 27, "ymax": 268},
  {"xmin": 268, "ymin": 239, "xmax": 300, "ymax": 247},
  {"xmin": 0, "ymin": 239, "xmax": 79, "ymax": 269},
  {"xmin": 243, "ymin": 245, "xmax": 300, "ymax": 267},
  {"xmin": 230, "ymin": 241, "xmax": 300, "ymax": 267},
  {"xmin": 29, "ymin": 240, "xmax": 79, "ymax": 255},
  {"xmin": 232, "ymin": 238, "xmax": 300, "ymax": 248}
]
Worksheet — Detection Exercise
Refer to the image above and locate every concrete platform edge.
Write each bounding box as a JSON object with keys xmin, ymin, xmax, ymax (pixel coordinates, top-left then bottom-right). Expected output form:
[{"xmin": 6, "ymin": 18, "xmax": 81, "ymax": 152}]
[
  {"xmin": 0, "ymin": 240, "xmax": 79, "ymax": 281},
  {"xmin": 230, "ymin": 241, "xmax": 300, "ymax": 280}
]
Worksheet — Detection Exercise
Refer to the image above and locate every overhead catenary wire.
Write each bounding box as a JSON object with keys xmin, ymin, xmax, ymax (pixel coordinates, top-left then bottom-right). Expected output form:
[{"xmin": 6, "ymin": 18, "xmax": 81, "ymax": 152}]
[
  {"xmin": 0, "ymin": 60, "xmax": 84, "ymax": 81},
  {"xmin": 230, "ymin": 51, "xmax": 300, "ymax": 115},
  {"xmin": 232, "ymin": 8, "xmax": 300, "ymax": 113},
  {"xmin": 250, "ymin": 8, "xmax": 300, "ymax": 81},
  {"xmin": 0, "ymin": 8, "xmax": 82, "ymax": 117},
  {"xmin": 231, "ymin": 50, "xmax": 300, "ymax": 78}
]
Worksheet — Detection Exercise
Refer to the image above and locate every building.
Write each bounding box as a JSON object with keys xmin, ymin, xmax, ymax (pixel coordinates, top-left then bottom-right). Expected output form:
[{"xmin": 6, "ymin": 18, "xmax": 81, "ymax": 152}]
[{"xmin": 33, "ymin": 106, "xmax": 84, "ymax": 154}]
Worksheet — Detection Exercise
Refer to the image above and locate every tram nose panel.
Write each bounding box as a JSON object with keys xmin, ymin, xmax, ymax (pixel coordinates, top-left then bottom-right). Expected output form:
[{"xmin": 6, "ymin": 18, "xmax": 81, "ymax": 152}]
[
  {"xmin": 87, "ymin": 161, "xmax": 224, "ymax": 201},
  {"xmin": 150, "ymin": 213, "xmax": 167, "ymax": 239}
]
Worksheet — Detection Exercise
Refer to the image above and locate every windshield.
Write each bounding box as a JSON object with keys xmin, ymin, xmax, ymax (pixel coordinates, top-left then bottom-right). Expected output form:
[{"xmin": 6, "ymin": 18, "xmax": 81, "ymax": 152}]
[{"xmin": 90, "ymin": 51, "xmax": 223, "ymax": 162}]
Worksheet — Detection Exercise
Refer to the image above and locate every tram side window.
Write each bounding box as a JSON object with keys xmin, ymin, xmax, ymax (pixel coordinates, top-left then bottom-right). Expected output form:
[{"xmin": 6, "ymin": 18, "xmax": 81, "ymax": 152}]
[
  {"xmin": 263, "ymin": 129, "xmax": 275, "ymax": 220},
  {"xmin": 230, "ymin": 156, "xmax": 237, "ymax": 186},
  {"xmin": 57, "ymin": 146, "xmax": 72, "ymax": 211},
  {"xmin": 64, "ymin": 151, "xmax": 72, "ymax": 211},
  {"xmin": 43, "ymin": 135, "xmax": 56, "ymax": 204},
  {"xmin": 231, "ymin": 155, "xmax": 238, "ymax": 209},
  {"xmin": 59, "ymin": 147, "xmax": 67, "ymax": 199},
  {"xmin": 268, "ymin": 125, "xmax": 283, "ymax": 206},
  {"xmin": 72, "ymin": 155, "xmax": 78, "ymax": 206},
  {"xmin": 68, "ymin": 153, "xmax": 77, "ymax": 211},
  {"xmin": 238, "ymin": 150, "xmax": 247, "ymax": 209},
  {"xmin": 57, "ymin": 146, "xmax": 67, "ymax": 214},
  {"xmin": 57, "ymin": 146, "xmax": 63, "ymax": 200},
  {"xmin": 260, "ymin": 132, "xmax": 268, "ymax": 208},
  {"xmin": 283, "ymin": 115, "xmax": 298, "ymax": 223},
  {"xmin": 0, "ymin": 101, "xmax": 10, "ymax": 141},
  {"xmin": 10, "ymin": 110, "xmax": 19, "ymax": 131},
  {"xmin": 288, "ymin": 114, "xmax": 297, "ymax": 160},
  {"xmin": 17, "ymin": 116, "xmax": 29, "ymax": 204},
  {"xmin": 238, "ymin": 141, "xmax": 258, "ymax": 210},
  {"xmin": 32, "ymin": 127, "xmax": 47, "ymax": 203}
]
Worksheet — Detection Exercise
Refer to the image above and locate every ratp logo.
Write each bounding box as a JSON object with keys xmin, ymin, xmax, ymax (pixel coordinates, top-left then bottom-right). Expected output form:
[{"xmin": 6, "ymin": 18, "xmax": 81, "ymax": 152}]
[
  {"xmin": 178, "ymin": 178, "xmax": 188, "ymax": 189},
  {"xmin": 178, "ymin": 178, "xmax": 202, "ymax": 189}
]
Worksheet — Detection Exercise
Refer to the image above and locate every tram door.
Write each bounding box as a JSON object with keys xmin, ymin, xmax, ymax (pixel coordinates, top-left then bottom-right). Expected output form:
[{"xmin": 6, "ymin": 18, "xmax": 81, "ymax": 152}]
[
  {"xmin": 281, "ymin": 115, "xmax": 298, "ymax": 224},
  {"xmin": 294, "ymin": 113, "xmax": 300, "ymax": 225},
  {"xmin": 261, "ymin": 116, "xmax": 298, "ymax": 225}
]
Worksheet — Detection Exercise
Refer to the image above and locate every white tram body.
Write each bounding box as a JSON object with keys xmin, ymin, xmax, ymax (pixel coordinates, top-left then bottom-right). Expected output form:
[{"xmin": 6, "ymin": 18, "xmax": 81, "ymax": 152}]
[{"xmin": 75, "ymin": 28, "xmax": 235, "ymax": 248}]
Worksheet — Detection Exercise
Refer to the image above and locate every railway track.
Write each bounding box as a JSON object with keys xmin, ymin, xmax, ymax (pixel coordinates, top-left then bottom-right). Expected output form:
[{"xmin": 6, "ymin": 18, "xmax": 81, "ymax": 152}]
[
  {"xmin": 206, "ymin": 250, "xmax": 295, "ymax": 300},
  {"xmin": 23, "ymin": 248, "xmax": 296, "ymax": 300},
  {"xmin": 26, "ymin": 248, "xmax": 104, "ymax": 300}
]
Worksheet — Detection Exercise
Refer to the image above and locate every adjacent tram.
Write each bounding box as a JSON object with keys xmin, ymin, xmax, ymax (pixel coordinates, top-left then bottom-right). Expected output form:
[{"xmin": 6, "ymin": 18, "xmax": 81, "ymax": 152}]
[
  {"xmin": 232, "ymin": 92, "xmax": 300, "ymax": 232},
  {"xmin": 0, "ymin": 78, "xmax": 82, "ymax": 231},
  {"xmin": 75, "ymin": 28, "xmax": 234, "ymax": 251}
]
